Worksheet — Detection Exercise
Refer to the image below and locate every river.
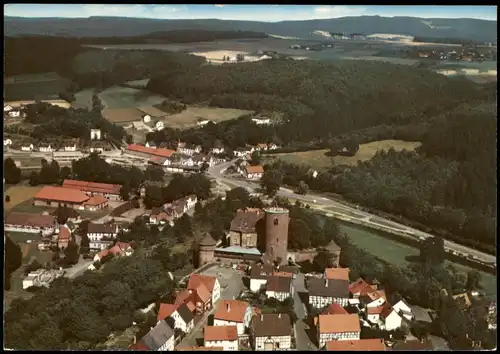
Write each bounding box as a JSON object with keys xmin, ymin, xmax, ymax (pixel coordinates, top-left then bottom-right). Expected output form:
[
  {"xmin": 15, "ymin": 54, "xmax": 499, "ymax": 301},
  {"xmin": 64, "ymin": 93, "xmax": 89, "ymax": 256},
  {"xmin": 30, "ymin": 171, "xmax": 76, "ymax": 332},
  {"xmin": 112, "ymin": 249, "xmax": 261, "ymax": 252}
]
[{"xmin": 335, "ymin": 221, "xmax": 497, "ymax": 299}]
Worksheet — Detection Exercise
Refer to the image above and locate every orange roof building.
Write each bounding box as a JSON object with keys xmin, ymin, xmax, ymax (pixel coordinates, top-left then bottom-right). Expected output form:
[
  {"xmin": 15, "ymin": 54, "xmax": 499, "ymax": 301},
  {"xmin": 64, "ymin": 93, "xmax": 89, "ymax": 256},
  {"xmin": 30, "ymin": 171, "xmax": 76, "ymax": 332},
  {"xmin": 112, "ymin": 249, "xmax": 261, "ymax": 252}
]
[
  {"xmin": 204, "ymin": 326, "xmax": 238, "ymax": 348},
  {"xmin": 176, "ymin": 346, "xmax": 224, "ymax": 351},
  {"xmin": 214, "ymin": 300, "xmax": 250, "ymax": 330},
  {"xmin": 325, "ymin": 268, "xmax": 350, "ymax": 281},
  {"xmin": 326, "ymin": 338, "xmax": 386, "ymax": 351},
  {"xmin": 157, "ymin": 303, "xmax": 179, "ymax": 321},
  {"xmin": 323, "ymin": 303, "xmax": 349, "ymax": 315},
  {"xmin": 34, "ymin": 186, "xmax": 90, "ymax": 204},
  {"xmin": 318, "ymin": 314, "xmax": 361, "ymax": 348},
  {"xmin": 62, "ymin": 179, "xmax": 121, "ymax": 195},
  {"xmin": 349, "ymin": 278, "xmax": 377, "ymax": 297},
  {"xmin": 127, "ymin": 144, "xmax": 175, "ymax": 158},
  {"xmin": 245, "ymin": 165, "xmax": 264, "ymax": 175}
]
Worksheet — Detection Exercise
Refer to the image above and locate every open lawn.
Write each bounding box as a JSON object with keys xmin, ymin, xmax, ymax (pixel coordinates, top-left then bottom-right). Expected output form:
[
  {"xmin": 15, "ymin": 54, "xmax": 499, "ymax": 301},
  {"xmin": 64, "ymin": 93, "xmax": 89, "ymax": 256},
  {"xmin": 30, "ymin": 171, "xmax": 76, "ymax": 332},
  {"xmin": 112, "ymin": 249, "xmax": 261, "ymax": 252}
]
[
  {"xmin": 73, "ymin": 88, "xmax": 94, "ymax": 110},
  {"xmin": 4, "ymin": 185, "xmax": 43, "ymax": 212},
  {"xmin": 162, "ymin": 106, "xmax": 254, "ymax": 129},
  {"xmin": 266, "ymin": 140, "xmax": 421, "ymax": 168}
]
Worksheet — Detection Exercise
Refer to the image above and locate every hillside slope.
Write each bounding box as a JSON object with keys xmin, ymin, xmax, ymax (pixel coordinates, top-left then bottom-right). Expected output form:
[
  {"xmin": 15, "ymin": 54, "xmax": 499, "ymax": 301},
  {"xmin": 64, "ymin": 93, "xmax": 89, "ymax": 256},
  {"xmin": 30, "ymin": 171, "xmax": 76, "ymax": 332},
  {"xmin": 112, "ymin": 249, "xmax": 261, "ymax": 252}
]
[{"xmin": 4, "ymin": 15, "xmax": 497, "ymax": 42}]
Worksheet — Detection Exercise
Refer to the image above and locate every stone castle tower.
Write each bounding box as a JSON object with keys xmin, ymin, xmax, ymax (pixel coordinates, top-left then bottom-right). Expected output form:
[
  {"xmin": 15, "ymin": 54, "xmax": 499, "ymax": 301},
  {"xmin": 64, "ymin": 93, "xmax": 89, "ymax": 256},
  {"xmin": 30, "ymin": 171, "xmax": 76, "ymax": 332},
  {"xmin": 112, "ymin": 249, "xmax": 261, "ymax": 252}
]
[
  {"xmin": 198, "ymin": 233, "xmax": 217, "ymax": 267},
  {"xmin": 264, "ymin": 207, "xmax": 290, "ymax": 266}
]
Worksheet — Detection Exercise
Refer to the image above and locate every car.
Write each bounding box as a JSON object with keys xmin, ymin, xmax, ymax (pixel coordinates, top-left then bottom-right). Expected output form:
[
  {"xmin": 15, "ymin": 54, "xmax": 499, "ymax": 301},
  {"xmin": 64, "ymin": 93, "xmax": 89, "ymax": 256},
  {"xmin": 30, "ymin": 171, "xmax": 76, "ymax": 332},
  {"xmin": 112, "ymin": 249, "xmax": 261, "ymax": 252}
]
[{"xmin": 313, "ymin": 200, "xmax": 317, "ymax": 203}]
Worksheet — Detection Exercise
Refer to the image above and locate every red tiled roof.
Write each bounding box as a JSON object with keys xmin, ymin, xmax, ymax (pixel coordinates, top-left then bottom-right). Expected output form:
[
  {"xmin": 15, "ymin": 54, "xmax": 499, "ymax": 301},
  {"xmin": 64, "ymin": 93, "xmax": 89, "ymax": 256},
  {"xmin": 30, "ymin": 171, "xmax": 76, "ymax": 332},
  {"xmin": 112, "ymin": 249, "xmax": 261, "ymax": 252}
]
[
  {"xmin": 176, "ymin": 346, "xmax": 224, "ymax": 351},
  {"xmin": 349, "ymin": 278, "xmax": 377, "ymax": 295},
  {"xmin": 175, "ymin": 289, "xmax": 194, "ymax": 306},
  {"xmin": 62, "ymin": 179, "xmax": 120, "ymax": 195},
  {"xmin": 188, "ymin": 274, "xmax": 217, "ymax": 293},
  {"xmin": 34, "ymin": 186, "xmax": 90, "ymax": 203},
  {"xmin": 204, "ymin": 325, "xmax": 238, "ymax": 342},
  {"xmin": 326, "ymin": 339, "xmax": 386, "ymax": 351},
  {"xmin": 245, "ymin": 165, "xmax": 264, "ymax": 174},
  {"xmin": 193, "ymin": 282, "xmax": 212, "ymax": 304},
  {"xmin": 5, "ymin": 212, "xmax": 56, "ymax": 229},
  {"xmin": 367, "ymin": 305, "xmax": 386, "ymax": 315},
  {"xmin": 318, "ymin": 314, "xmax": 361, "ymax": 334},
  {"xmin": 214, "ymin": 300, "xmax": 249, "ymax": 323},
  {"xmin": 158, "ymin": 303, "xmax": 179, "ymax": 321},
  {"xmin": 96, "ymin": 249, "xmax": 110, "ymax": 259},
  {"xmin": 127, "ymin": 144, "xmax": 175, "ymax": 158},
  {"xmin": 380, "ymin": 303, "xmax": 394, "ymax": 319},
  {"xmin": 325, "ymin": 268, "xmax": 350, "ymax": 281},
  {"xmin": 323, "ymin": 303, "xmax": 349, "ymax": 315},
  {"xmin": 83, "ymin": 195, "xmax": 108, "ymax": 206},
  {"xmin": 149, "ymin": 156, "xmax": 167, "ymax": 165}
]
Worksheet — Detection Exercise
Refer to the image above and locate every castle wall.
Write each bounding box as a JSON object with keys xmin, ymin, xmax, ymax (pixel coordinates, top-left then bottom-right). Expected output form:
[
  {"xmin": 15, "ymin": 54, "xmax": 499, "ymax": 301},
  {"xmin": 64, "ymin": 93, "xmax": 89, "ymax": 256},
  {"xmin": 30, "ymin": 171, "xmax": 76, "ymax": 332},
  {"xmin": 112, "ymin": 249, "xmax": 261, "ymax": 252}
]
[{"xmin": 264, "ymin": 208, "xmax": 289, "ymax": 266}]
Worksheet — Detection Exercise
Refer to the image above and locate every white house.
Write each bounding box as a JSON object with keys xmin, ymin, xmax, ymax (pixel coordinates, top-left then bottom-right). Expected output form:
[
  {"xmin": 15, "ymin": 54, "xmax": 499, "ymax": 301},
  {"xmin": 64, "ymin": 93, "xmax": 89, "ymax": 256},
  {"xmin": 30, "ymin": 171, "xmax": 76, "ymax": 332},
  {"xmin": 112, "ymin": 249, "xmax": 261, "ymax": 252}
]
[
  {"xmin": 381, "ymin": 306, "xmax": 403, "ymax": 331},
  {"xmin": 187, "ymin": 274, "xmax": 221, "ymax": 307},
  {"xmin": 181, "ymin": 156, "xmax": 196, "ymax": 167},
  {"xmin": 155, "ymin": 121, "xmax": 165, "ymax": 131},
  {"xmin": 38, "ymin": 143, "xmax": 53, "ymax": 153},
  {"xmin": 90, "ymin": 146, "xmax": 104, "ymax": 153},
  {"xmin": 252, "ymin": 313, "xmax": 293, "ymax": 351},
  {"xmin": 233, "ymin": 148, "xmax": 253, "ymax": 157},
  {"xmin": 251, "ymin": 118, "xmax": 271, "ymax": 125},
  {"xmin": 267, "ymin": 143, "xmax": 279, "ymax": 150},
  {"xmin": 4, "ymin": 105, "xmax": 13, "ymax": 112},
  {"xmin": 308, "ymin": 278, "xmax": 350, "ymax": 309},
  {"xmin": 197, "ymin": 119, "xmax": 211, "ymax": 126},
  {"xmin": 4, "ymin": 138, "xmax": 12, "ymax": 146},
  {"xmin": 249, "ymin": 265, "xmax": 273, "ymax": 292},
  {"xmin": 160, "ymin": 303, "xmax": 195, "ymax": 334},
  {"xmin": 21, "ymin": 143, "xmax": 34, "ymax": 152},
  {"xmin": 177, "ymin": 142, "xmax": 202, "ymax": 156},
  {"xmin": 87, "ymin": 223, "xmax": 119, "ymax": 250},
  {"xmin": 213, "ymin": 300, "xmax": 252, "ymax": 335},
  {"xmin": 145, "ymin": 141, "xmax": 157, "ymax": 149},
  {"xmin": 5, "ymin": 212, "xmax": 57, "ymax": 237},
  {"xmin": 7, "ymin": 110, "xmax": 21, "ymax": 118},
  {"xmin": 265, "ymin": 276, "xmax": 293, "ymax": 302},
  {"xmin": 362, "ymin": 290, "xmax": 387, "ymax": 308},
  {"xmin": 90, "ymin": 129, "xmax": 102, "ymax": 140},
  {"xmin": 317, "ymin": 314, "xmax": 361, "ymax": 349},
  {"xmin": 204, "ymin": 325, "xmax": 239, "ymax": 351},
  {"xmin": 245, "ymin": 165, "xmax": 264, "ymax": 180},
  {"xmin": 211, "ymin": 146, "xmax": 225, "ymax": 154},
  {"xmin": 142, "ymin": 114, "xmax": 152, "ymax": 123},
  {"xmin": 64, "ymin": 143, "xmax": 77, "ymax": 152},
  {"xmin": 387, "ymin": 294, "xmax": 414, "ymax": 321}
]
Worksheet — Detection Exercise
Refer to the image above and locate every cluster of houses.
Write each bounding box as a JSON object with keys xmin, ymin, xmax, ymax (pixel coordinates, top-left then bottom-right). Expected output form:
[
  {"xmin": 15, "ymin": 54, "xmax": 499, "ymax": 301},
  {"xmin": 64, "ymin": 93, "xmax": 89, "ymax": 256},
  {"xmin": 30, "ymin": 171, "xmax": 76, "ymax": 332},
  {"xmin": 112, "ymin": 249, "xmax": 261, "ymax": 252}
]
[{"xmin": 149, "ymin": 195, "xmax": 198, "ymax": 226}]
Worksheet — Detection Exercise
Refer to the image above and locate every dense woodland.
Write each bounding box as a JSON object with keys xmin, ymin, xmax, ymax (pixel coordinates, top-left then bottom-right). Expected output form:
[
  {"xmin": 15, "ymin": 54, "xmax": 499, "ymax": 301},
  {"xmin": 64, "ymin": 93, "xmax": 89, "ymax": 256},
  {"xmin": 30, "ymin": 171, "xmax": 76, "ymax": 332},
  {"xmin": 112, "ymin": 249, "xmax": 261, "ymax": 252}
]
[{"xmin": 4, "ymin": 188, "xmax": 494, "ymax": 350}]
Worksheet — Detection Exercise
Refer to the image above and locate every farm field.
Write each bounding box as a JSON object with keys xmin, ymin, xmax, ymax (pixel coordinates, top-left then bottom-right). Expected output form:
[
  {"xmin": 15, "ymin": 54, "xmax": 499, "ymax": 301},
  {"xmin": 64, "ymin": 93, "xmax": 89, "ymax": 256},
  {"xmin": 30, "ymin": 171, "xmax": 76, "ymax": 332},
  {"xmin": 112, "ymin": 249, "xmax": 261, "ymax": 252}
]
[
  {"xmin": 4, "ymin": 72, "xmax": 72, "ymax": 102},
  {"xmin": 73, "ymin": 88, "xmax": 94, "ymax": 110},
  {"xmin": 162, "ymin": 106, "xmax": 254, "ymax": 129},
  {"xmin": 4, "ymin": 185, "xmax": 43, "ymax": 212},
  {"xmin": 84, "ymin": 38, "xmax": 418, "ymax": 63},
  {"xmin": 265, "ymin": 140, "xmax": 422, "ymax": 169},
  {"xmin": 98, "ymin": 86, "xmax": 166, "ymax": 109}
]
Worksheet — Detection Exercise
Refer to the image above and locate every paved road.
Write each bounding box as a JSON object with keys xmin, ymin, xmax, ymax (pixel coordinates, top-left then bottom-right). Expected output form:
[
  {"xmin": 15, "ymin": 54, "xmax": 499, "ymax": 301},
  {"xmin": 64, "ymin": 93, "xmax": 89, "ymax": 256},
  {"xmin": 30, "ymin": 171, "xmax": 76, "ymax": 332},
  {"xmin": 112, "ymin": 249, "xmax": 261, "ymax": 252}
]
[
  {"xmin": 179, "ymin": 266, "xmax": 244, "ymax": 348},
  {"xmin": 293, "ymin": 273, "xmax": 317, "ymax": 350},
  {"xmin": 207, "ymin": 161, "xmax": 496, "ymax": 266},
  {"xmin": 63, "ymin": 256, "xmax": 94, "ymax": 279}
]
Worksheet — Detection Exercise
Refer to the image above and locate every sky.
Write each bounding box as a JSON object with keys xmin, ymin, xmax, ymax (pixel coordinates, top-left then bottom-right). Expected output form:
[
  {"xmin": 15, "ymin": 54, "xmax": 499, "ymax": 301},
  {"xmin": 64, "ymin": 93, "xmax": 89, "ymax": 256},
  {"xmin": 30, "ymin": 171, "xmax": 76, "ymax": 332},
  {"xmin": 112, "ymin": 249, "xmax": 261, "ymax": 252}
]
[{"xmin": 4, "ymin": 5, "xmax": 497, "ymax": 22}]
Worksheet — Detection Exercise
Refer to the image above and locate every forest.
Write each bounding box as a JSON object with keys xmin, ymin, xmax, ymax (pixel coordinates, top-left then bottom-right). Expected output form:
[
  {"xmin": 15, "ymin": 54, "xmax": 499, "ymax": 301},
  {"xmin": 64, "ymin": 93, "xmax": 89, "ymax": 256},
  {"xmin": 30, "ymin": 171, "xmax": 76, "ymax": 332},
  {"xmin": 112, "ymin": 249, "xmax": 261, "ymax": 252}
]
[{"xmin": 147, "ymin": 59, "xmax": 488, "ymax": 147}]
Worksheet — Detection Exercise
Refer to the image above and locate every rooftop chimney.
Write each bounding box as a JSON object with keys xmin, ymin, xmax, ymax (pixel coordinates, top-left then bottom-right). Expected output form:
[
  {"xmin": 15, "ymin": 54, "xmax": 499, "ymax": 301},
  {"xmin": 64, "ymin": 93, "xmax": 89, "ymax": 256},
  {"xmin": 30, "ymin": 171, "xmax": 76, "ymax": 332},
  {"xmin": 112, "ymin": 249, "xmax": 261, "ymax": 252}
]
[
  {"xmin": 261, "ymin": 314, "xmax": 263, "ymax": 321},
  {"xmin": 133, "ymin": 336, "xmax": 137, "ymax": 344},
  {"xmin": 278, "ymin": 313, "xmax": 281, "ymax": 319},
  {"xmin": 227, "ymin": 303, "xmax": 231, "ymax": 312},
  {"xmin": 325, "ymin": 279, "xmax": 328, "ymax": 287}
]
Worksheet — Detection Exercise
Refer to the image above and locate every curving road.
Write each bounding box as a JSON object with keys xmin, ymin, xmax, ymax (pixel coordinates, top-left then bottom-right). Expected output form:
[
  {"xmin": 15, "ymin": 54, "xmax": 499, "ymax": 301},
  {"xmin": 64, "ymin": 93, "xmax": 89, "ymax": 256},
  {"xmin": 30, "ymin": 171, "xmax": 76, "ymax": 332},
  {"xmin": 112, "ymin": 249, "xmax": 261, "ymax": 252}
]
[{"xmin": 208, "ymin": 160, "xmax": 496, "ymax": 267}]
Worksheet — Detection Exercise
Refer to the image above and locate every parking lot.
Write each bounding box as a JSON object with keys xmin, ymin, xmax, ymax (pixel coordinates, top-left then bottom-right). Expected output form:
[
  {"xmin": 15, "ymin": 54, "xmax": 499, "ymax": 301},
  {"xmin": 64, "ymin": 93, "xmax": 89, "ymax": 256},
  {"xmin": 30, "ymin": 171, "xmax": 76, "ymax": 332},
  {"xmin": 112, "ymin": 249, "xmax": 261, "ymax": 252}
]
[{"xmin": 179, "ymin": 264, "xmax": 245, "ymax": 347}]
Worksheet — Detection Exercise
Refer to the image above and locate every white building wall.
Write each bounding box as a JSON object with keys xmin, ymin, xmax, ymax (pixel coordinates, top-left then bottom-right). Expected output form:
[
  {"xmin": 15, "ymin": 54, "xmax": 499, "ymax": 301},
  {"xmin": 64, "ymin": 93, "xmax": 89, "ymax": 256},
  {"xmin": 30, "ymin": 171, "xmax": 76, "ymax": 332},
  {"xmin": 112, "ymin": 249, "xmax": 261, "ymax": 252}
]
[
  {"xmin": 255, "ymin": 335, "xmax": 291, "ymax": 350},
  {"xmin": 250, "ymin": 278, "xmax": 267, "ymax": 292},
  {"xmin": 392, "ymin": 301, "xmax": 413, "ymax": 320},
  {"xmin": 212, "ymin": 279, "xmax": 221, "ymax": 304},
  {"xmin": 205, "ymin": 339, "xmax": 238, "ymax": 351},
  {"xmin": 384, "ymin": 311, "xmax": 402, "ymax": 331},
  {"xmin": 318, "ymin": 331, "xmax": 360, "ymax": 348},
  {"xmin": 366, "ymin": 297, "xmax": 385, "ymax": 308}
]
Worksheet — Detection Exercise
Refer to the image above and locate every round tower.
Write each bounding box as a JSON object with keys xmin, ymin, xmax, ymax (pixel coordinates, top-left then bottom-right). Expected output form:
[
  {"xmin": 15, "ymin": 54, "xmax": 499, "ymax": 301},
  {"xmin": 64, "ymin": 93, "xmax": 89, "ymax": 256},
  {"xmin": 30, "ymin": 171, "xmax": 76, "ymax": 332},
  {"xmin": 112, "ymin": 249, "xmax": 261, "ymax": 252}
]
[
  {"xmin": 198, "ymin": 233, "xmax": 217, "ymax": 267},
  {"xmin": 264, "ymin": 207, "xmax": 290, "ymax": 266}
]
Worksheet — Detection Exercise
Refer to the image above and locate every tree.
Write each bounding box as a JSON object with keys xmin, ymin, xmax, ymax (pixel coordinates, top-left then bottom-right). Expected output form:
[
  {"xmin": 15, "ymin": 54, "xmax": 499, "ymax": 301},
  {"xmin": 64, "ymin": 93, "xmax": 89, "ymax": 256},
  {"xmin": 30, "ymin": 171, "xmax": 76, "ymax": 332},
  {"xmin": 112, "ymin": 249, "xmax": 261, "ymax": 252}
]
[
  {"xmin": 260, "ymin": 169, "xmax": 282, "ymax": 197},
  {"xmin": 4, "ymin": 235, "xmax": 22, "ymax": 290},
  {"xmin": 5, "ymin": 195, "xmax": 11, "ymax": 203},
  {"xmin": 194, "ymin": 201, "xmax": 204, "ymax": 218},
  {"xmin": 56, "ymin": 203, "xmax": 69, "ymax": 225},
  {"xmin": 250, "ymin": 151, "xmax": 261, "ymax": 166},
  {"xmin": 120, "ymin": 183, "xmax": 131, "ymax": 201},
  {"xmin": 63, "ymin": 241, "xmax": 80, "ymax": 265},
  {"xmin": 60, "ymin": 166, "xmax": 72, "ymax": 181},
  {"xmin": 419, "ymin": 236, "xmax": 445, "ymax": 266},
  {"xmin": 465, "ymin": 270, "xmax": 482, "ymax": 291},
  {"xmin": 174, "ymin": 214, "xmax": 193, "ymax": 242},
  {"xmin": 125, "ymin": 134, "xmax": 134, "ymax": 144},
  {"xmin": 29, "ymin": 171, "xmax": 39, "ymax": 186},
  {"xmin": 296, "ymin": 181, "xmax": 309, "ymax": 195},
  {"xmin": 24, "ymin": 260, "xmax": 42, "ymax": 275},
  {"xmin": 4, "ymin": 158, "xmax": 21, "ymax": 184}
]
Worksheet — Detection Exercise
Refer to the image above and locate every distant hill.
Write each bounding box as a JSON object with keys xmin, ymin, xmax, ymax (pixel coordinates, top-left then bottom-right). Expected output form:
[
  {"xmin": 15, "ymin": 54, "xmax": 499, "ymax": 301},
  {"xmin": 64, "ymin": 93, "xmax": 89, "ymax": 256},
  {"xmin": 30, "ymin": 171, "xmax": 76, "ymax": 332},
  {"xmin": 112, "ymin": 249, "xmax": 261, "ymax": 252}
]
[{"xmin": 4, "ymin": 15, "xmax": 497, "ymax": 42}]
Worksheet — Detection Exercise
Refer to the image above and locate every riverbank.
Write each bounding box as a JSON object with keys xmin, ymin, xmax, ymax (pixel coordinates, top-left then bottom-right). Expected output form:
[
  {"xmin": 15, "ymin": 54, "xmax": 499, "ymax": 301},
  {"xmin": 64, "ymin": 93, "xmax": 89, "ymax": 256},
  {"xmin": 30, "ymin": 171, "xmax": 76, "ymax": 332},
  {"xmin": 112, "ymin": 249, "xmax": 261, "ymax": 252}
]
[{"xmin": 317, "ymin": 216, "xmax": 496, "ymax": 299}]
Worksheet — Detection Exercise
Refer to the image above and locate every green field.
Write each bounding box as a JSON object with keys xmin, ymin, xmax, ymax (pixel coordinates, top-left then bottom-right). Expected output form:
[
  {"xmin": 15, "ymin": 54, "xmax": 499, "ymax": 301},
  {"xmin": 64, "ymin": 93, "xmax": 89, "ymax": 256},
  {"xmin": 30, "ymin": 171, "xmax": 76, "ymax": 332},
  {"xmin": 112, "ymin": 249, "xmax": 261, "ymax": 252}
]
[
  {"xmin": 99, "ymin": 86, "xmax": 166, "ymax": 109},
  {"xmin": 338, "ymin": 222, "xmax": 497, "ymax": 298},
  {"xmin": 266, "ymin": 140, "xmax": 422, "ymax": 169}
]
